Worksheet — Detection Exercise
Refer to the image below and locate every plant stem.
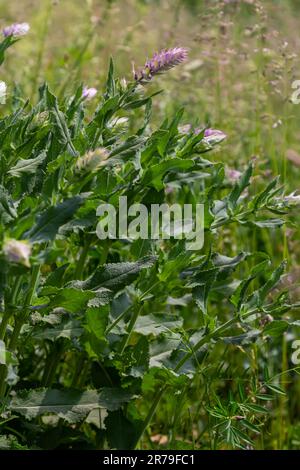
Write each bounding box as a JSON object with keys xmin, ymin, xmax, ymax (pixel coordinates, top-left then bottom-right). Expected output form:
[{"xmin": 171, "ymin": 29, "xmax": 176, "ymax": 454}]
[
  {"xmin": 132, "ymin": 385, "xmax": 167, "ymax": 449},
  {"xmin": 10, "ymin": 264, "xmax": 40, "ymax": 350},
  {"xmin": 0, "ymin": 311, "xmax": 11, "ymax": 341},
  {"xmin": 0, "ymin": 265, "xmax": 40, "ymax": 398},
  {"xmin": 105, "ymin": 304, "xmax": 132, "ymax": 335},
  {"xmin": 43, "ymin": 342, "xmax": 64, "ymax": 387},
  {"xmin": 74, "ymin": 239, "xmax": 91, "ymax": 280},
  {"xmin": 119, "ymin": 306, "xmax": 142, "ymax": 354}
]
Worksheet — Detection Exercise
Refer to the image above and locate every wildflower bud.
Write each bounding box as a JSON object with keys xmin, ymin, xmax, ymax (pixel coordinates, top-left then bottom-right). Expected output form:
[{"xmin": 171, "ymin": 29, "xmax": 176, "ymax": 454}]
[
  {"xmin": 259, "ymin": 314, "xmax": 274, "ymax": 327},
  {"xmin": 204, "ymin": 128, "xmax": 227, "ymax": 145},
  {"xmin": 75, "ymin": 148, "xmax": 109, "ymax": 173},
  {"xmin": 134, "ymin": 47, "xmax": 188, "ymax": 82},
  {"xmin": 0, "ymin": 81, "xmax": 7, "ymax": 104},
  {"xmin": 82, "ymin": 86, "xmax": 97, "ymax": 101},
  {"xmin": 3, "ymin": 239, "xmax": 31, "ymax": 268},
  {"xmin": 120, "ymin": 78, "xmax": 127, "ymax": 91},
  {"xmin": 2, "ymin": 23, "xmax": 30, "ymax": 38}
]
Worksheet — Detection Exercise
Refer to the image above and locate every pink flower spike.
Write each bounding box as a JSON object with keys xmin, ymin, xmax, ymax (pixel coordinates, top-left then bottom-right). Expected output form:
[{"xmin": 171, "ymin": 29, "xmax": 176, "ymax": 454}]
[
  {"xmin": 3, "ymin": 22, "xmax": 30, "ymax": 38},
  {"xmin": 134, "ymin": 47, "xmax": 188, "ymax": 82}
]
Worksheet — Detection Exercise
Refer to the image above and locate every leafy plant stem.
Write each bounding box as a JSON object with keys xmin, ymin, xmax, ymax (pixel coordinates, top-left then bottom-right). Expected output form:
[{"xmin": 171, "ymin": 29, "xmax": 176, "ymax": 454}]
[
  {"xmin": 43, "ymin": 342, "xmax": 64, "ymax": 387},
  {"xmin": 119, "ymin": 305, "xmax": 143, "ymax": 354},
  {"xmin": 74, "ymin": 239, "xmax": 91, "ymax": 280},
  {"xmin": 105, "ymin": 304, "xmax": 132, "ymax": 335},
  {"xmin": 132, "ymin": 385, "xmax": 168, "ymax": 449},
  {"xmin": 9, "ymin": 264, "xmax": 41, "ymax": 351},
  {"xmin": 0, "ymin": 311, "xmax": 11, "ymax": 341}
]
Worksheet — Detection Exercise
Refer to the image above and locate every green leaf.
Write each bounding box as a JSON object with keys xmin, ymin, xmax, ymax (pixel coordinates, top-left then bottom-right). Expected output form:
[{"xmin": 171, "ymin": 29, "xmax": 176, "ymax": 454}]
[
  {"xmin": 252, "ymin": 218, "xmax": 284, "ymax": 228},
  {"xmin": 105, "ymin": 410, "xmax": 142, "ymax": 450},
  {"xmin": 265, "ymin": 383, "xmax": 286, "ymax": 396},
  {"xmin": 128, "ymin": 336, "xmax": 149, "ymax": 378},
  {"xmin": 27, "ymin": 196, "xmax": 84, "ymax": 242},
  {"xmin": 192, "ymin": 268, "xmax": 218, "ymax": 315},
  {"xmin": 70, "ymin": 256, "xmax": 157, "ymax": 292},
  {"xmin": 33, "ymin": 320, "xmax": 83, "ymax": 341},
  {"xmin": 134, "ymin": 314, "xmax": 182, "ymax": 337},
  {"xmin": 105, "ymin": 57, "xmax": 116, "ymax": 98},
  {"xmin": 141, "ymin": 159, "xmax": 194, "ymax": 191},
  {"xmin": 149, "ymin": 336, "xmax": 181, "ymax": 370},
  {"xmin": 248, "ymin": 177, "xmax": 281, "ymax": 211},
  {"xmin": 241, "ymin": 403, "xmax": 267, "ymax": 414},
  {"xmin": 0, "ymin": 184, "xmax": 17, "ymax": 219},
  {"xmin": 263, "ymin": 320, "xmax": 289, "ymax": 337},
  {"xmin": 8, "ymin": 152, "xmax": 47, "ymax": 177},
  {"xmin": 46, "ymin": 87, "xmax": 78, "ymax": 156},
  {"xmin": 48, "ymin": 287, "xmax": 94, "ymax": 313},
  {"xmin": 257, "ymin": 261, "xmax": 286, "ymax": 305},
  {"xmin": 86, "ymin": 305, "xmax": 110, "ymax": 340},
  {"xmin": 228, "ymin": 164, "xmax": 252, "ymax": 211},
  {"xmin": 9, "ymin": 388, "xmax": 134, "ymax": 423}
]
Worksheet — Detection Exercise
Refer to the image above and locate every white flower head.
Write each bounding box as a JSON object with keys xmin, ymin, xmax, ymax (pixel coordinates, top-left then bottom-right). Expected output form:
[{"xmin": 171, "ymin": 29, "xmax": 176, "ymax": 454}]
[
  {"xmin": 3, "ymin": 239, "xmax": 31, "ymax": 268},
  {"xmin": 0, "ymin": 81, "xmax": 6, "ymax": 104},
  {"xmin": 75, "ymin": 148, "xmax": 110, "ymax": 173}
]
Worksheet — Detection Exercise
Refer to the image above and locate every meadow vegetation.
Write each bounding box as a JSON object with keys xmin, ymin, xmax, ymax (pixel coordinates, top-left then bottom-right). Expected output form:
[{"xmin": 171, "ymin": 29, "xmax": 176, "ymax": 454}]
[{"xmin": 0, "ymin": 0, "xmax": 299, "ymax": 450}]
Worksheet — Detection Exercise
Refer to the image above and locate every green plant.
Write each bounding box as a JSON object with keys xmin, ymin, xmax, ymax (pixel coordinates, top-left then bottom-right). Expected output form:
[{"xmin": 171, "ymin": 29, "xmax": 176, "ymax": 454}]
[{"xmin": 0, "ymin": 31, "xmax": 299, "ymax": 450}]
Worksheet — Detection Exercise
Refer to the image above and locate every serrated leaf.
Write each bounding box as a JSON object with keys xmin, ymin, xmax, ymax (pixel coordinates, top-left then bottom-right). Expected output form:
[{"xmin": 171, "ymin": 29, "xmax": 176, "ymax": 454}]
[
  {"xmin": 69, "ymin": 256, "xmax": 157, "ymax": 292},
  {"xmin": 134, "ymin": 314, "xmax": 182, "ymax": 337},
  {"xmin": 27, "ymin": 196, "xmax": 84, "ymax": 242},
  {"xmin": 86, "ymin": 305, "xmax": 110, "ymax": 340},
  {"xmin": 141, "ymin": 159, "xmax": 194, "ymax": 191},
  {"xmin": 8, "ymin": 151, "xmax": 47, "ymax": 177},
  {"xmin": 9, "ymin": 388, "xmax": 134, "ymax": 423},
  {"xmin": 33, "ymin": 320, "xmax": 83, "ymax": 341}
]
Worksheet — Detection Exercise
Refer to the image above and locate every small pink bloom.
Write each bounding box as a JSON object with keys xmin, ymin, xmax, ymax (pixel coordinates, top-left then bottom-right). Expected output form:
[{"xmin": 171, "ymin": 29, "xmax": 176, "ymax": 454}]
[
  {"xmin": 204, "ymin": 128, "xmax": 227, "ymax": 144},
  {"xmin": 3, "ymin": 22, "xmax": 30, "ymax": 38},
  {"xmin": 225, "ymin": 168, "xmax": 242, "ymax": 181},
  {"xmin": 82, "ymin": 87, "xmax": 97, "ymax": 101}
]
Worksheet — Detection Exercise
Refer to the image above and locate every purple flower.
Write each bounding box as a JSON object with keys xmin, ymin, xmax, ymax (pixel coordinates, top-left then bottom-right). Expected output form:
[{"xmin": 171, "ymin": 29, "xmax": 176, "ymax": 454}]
[
  {"xmin": 204, "ymin": 128, "xmax": 227, "ymax": 144},
  {"xmin": 225, "ymin": 168, "xmax": 242, "ymax": 181},
  {"xmin": 179, "ymin": 125, "xmax": 227, "ymax": 145},
  {"xmin": 134, "ymin": 47, "xmax": 188, "ymax": 82},
  {"xmin": 82, "ymin": 86, "xmax": 97, "ymax": 101},
  {"xmin": 3, "ymin": 22, "xmax": 30, "ymax": 38}
]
